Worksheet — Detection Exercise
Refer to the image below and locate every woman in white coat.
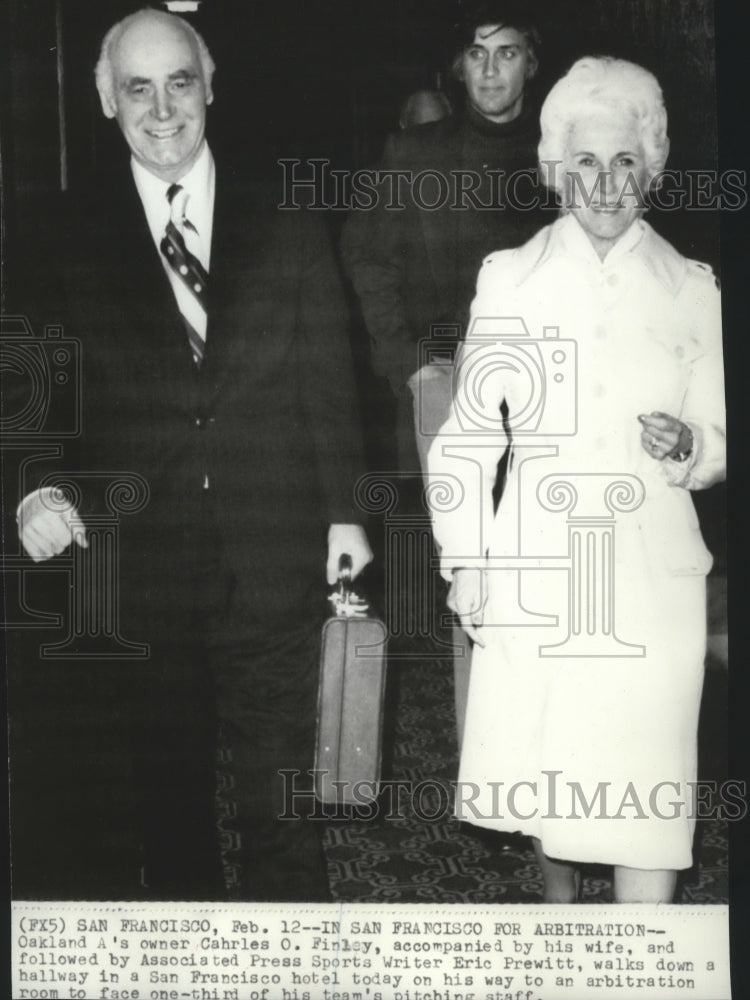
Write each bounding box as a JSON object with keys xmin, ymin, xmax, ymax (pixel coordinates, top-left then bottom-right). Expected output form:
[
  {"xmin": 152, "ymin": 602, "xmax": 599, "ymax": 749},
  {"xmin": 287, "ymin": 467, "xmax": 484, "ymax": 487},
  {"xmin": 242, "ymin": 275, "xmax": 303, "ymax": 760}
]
[{"xmin": 427, "ymin": 57, "xmax": 725, "ymax": 903}]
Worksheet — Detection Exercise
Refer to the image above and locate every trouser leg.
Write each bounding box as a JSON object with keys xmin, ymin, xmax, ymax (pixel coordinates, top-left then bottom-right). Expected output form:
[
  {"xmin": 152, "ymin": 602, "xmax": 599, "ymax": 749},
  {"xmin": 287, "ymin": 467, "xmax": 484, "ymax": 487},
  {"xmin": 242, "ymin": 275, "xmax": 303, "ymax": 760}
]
[
  {"xmin": 8, "ymin": 643, "xmax": 141, "ymax": 899},
  {"xmin": 210, "ymin": 623, "xmax": 329, "ymax": 902},
  {"xmin": 131, "ymin": 645, "xmax": 223, "ymax": 899}
]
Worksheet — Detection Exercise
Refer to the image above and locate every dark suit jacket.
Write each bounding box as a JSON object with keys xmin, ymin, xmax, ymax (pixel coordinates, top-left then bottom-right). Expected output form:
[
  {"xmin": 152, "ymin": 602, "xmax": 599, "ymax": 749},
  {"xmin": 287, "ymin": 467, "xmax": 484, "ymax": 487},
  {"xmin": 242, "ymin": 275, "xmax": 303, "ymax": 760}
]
[
  {"xmin": 21, "ymin": 155, "xmax": 366, "ymax": 641},
  {"xmin": 342, "ymin": 108, "xmax": 548, "ymax": 393}
]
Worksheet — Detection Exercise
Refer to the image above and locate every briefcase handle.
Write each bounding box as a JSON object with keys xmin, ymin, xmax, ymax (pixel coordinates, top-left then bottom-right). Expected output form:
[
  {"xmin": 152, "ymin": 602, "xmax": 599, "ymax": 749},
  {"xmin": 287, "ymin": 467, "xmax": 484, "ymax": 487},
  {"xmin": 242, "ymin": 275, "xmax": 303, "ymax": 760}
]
[{"xmin": 329, "ymin": 554, "xmax": 370, "ymax": 618}]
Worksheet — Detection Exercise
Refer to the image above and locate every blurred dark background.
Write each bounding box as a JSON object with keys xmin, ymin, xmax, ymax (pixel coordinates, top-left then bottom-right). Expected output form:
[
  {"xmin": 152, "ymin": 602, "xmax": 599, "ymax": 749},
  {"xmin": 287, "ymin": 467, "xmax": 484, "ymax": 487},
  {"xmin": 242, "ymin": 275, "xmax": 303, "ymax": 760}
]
[{"xmin": 3, "ymin": 0, "xmax": 720, "ymax": 256}]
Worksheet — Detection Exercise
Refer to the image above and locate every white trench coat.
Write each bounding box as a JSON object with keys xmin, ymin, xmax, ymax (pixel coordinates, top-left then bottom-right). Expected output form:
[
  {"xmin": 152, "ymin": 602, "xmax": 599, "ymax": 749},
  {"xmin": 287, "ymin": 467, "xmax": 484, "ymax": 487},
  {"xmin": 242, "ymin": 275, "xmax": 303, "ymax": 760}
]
[{"xmin": 428, "ymin": 214, "xmax": 725, "ymax": 869}]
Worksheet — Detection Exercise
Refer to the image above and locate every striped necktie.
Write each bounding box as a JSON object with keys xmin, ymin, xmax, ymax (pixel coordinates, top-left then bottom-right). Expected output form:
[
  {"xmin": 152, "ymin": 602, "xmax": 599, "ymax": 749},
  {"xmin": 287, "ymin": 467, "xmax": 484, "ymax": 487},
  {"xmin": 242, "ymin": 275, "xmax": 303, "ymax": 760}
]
[{"xmin": 160, "ymin": 183, "xmax": 208, "ymax": 365}]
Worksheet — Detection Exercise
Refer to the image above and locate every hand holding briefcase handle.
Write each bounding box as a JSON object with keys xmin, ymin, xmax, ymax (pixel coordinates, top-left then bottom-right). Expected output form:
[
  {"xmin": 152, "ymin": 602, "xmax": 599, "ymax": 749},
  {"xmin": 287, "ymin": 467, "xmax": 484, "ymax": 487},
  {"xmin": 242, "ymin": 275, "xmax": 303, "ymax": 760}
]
[
  {"xmin": 314, "ymin": 554, "xmax": 388, "ymax": 805},
  {"xmin": 328, "ymin": 553, "xmax": 371, "ymax": 618}
]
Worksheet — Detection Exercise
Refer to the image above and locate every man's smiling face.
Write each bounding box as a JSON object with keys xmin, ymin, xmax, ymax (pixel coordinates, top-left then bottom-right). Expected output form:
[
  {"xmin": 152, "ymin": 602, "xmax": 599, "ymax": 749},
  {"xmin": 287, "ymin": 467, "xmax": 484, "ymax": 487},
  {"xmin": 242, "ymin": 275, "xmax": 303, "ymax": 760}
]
[{"xmin": 104, "ymin": 13, "xmax": 212, "ymax": 182}]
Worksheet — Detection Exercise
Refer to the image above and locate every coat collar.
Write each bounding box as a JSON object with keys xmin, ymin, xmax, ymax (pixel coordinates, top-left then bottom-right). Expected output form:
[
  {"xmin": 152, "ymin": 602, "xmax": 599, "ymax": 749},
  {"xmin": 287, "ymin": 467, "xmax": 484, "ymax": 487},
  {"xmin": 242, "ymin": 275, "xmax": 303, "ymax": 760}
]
[{"xmin": 515, "ymin": 214, "xmax": 688, "ymax": 296}]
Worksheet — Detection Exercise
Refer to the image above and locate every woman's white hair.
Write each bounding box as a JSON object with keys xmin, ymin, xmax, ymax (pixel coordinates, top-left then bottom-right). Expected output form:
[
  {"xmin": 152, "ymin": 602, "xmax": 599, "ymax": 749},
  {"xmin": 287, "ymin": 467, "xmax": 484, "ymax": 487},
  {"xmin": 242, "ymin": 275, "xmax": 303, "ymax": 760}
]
[
  {"xmin": 95, "ymin": 8, "xmax": 215, "ymax": 115},
  {"xmin": 538, "ymin": 56, "xmax": 669, "ymax": 191}
]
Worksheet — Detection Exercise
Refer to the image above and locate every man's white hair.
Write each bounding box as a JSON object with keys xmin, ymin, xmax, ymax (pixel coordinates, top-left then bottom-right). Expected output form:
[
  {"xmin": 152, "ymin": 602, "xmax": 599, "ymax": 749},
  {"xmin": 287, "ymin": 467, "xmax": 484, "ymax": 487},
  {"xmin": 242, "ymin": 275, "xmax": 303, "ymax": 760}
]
[
  {"xmin": 94, "ymin": 7, "xmax": 215, "ymax": 114},
  {"xmin": 538, "ymin": 56, "xmax": 669, "ymax": 191}
]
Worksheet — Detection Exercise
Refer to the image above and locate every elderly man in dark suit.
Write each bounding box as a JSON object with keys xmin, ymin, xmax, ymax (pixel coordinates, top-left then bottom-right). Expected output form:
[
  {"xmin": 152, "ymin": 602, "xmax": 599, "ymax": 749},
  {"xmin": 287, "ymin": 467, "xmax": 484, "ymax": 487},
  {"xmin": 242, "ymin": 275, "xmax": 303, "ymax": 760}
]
[
  {"xmin": 16, "ymin": 7, "xmax": 371, "ymax": 901},
  {"xmin": 342, "ymin": 0, "xmax": 548, "ymax": 747}
]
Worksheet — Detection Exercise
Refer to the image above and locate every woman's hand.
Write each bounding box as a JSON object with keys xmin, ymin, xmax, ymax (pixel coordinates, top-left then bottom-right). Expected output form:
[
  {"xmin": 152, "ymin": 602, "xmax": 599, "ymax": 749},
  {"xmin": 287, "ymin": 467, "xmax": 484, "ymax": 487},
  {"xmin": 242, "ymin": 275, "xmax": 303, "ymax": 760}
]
[
  {"xmin": 638, "ymin": 411, "xmax": 693, "ymax": 461},
  {"xmin": 447, "ymin": 568, "xmax": 487, "ymax": 647}
]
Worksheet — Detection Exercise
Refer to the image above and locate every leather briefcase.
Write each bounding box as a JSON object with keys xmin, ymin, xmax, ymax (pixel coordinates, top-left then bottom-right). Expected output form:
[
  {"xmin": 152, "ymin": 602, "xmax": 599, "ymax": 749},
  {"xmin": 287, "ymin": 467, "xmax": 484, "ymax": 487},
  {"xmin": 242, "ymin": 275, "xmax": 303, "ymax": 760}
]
[{"xmin": 314, "ymin": 557, "xmax": 387, "ymax": 806}]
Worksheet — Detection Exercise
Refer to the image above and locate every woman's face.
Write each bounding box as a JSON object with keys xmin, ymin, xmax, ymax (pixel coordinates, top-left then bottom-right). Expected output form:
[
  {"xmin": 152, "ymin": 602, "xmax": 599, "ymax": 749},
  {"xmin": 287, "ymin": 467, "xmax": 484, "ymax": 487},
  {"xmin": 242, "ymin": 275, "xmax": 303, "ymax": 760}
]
[{"xmin": 561, "ymin": 111, "xmax": 650, "ymax": 258}]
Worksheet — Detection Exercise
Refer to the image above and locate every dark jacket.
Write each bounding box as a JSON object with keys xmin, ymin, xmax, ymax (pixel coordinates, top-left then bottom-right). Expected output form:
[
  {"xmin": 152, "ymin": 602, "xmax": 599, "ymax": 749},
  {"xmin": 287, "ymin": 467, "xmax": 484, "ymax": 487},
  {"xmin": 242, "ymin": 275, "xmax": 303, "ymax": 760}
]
[
  {"xmin": 342, "ymin": 106, "xmax": 550, "ymax": 392},
  {"xmin": 15, "ymin": 155, "xmax": 366, "ymax": 641}
]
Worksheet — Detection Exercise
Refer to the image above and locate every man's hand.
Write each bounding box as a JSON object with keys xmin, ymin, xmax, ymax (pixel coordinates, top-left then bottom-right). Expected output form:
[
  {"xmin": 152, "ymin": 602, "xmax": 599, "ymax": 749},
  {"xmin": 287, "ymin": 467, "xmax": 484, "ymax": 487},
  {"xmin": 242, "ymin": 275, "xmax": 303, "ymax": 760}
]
[
  {"xmin": 407, "ymin": 359, "xmax": 453, "ymax": 392},
  {"xmin": 447, "ymin": 567, "xmax": 487, "ymax": 647},
  {"xmin": 327, "ymin": 524, "xmax": 373, "ymax": 585},
  {"xmin": 17, "ymin": 489, "xmax": 88, "ymax": 563}
]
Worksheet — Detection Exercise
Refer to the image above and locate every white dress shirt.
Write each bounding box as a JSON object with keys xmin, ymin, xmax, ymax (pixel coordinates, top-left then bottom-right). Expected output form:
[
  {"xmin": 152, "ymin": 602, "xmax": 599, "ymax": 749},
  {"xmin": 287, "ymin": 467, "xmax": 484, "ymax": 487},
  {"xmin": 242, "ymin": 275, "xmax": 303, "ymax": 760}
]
[{"xmin": 131, "ymin": 142, "xmax": 216, "ymax": 343}]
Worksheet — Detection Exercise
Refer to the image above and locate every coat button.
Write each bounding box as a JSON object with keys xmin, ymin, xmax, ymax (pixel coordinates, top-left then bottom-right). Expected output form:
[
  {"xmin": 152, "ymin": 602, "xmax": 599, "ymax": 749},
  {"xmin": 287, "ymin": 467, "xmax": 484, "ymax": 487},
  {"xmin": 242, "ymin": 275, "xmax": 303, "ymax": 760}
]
[{"xmin": 607, "ymin": 273, "xmax": 619, "ymax": 287}]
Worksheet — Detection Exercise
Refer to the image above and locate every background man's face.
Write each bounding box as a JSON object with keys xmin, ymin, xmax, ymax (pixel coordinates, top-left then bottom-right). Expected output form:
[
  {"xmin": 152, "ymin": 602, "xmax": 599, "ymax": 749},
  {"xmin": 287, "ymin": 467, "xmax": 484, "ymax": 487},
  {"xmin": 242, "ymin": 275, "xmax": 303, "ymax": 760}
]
[
  {"xmin": 108, "ymin": 16, "xmax": 212, "ymax": 182},
  {"xmin": 461, "ymin": 24, "xmax": 536, "ymax": 123}
]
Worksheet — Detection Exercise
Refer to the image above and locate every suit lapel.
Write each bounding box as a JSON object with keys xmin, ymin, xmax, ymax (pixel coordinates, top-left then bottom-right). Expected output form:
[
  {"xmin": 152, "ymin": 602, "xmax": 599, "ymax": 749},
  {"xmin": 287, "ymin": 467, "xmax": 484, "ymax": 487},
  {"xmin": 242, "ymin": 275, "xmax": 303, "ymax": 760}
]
[
  {"xmin": 101, "ymin": 165, "xmax": 198, "ymax": 373},
  {"xmin": 202, "ymin": 164, "xmax": 280, "ymax": 389},
  {"xmin": 96, "ymin": 157, "xmax": 287, "ymax": 396}
]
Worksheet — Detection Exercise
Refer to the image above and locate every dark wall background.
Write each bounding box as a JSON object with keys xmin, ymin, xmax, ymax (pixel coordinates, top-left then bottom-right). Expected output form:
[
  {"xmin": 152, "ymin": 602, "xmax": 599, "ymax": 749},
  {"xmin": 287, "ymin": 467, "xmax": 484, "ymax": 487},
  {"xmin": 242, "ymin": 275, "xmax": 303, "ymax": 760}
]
[{"xmin": 3, "ymin": 0, "xmax": 720, "ymax": 254}]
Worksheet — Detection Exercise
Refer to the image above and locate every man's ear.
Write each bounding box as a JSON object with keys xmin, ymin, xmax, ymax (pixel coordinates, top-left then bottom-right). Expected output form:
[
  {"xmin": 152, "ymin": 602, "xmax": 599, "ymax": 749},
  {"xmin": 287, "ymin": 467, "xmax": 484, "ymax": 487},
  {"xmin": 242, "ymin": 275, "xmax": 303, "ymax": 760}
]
[
  {"xmin": 97, "ymin": 85, "xmax": 118, "ymax": 120},
  {"xmin": 525, "ymin": 51, "xmax": 539, "ymax": 82}
]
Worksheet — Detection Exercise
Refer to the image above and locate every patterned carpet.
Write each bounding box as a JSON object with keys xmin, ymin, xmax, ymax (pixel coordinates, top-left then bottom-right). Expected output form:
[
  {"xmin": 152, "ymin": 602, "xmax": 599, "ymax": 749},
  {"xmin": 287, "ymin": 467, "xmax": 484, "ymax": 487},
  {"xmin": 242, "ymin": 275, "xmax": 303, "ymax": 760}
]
[{"xmin": 219, "ymin": 643, "xmax": 729, "ymax": 904}]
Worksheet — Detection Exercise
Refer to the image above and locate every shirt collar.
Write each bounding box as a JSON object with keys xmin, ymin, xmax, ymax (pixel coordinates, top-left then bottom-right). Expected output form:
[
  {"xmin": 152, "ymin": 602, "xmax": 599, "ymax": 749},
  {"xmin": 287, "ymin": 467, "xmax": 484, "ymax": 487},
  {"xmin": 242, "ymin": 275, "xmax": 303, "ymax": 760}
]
[{"xmin": 130, "ymin": 142, "xmax": 215, "ymax": 247}]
